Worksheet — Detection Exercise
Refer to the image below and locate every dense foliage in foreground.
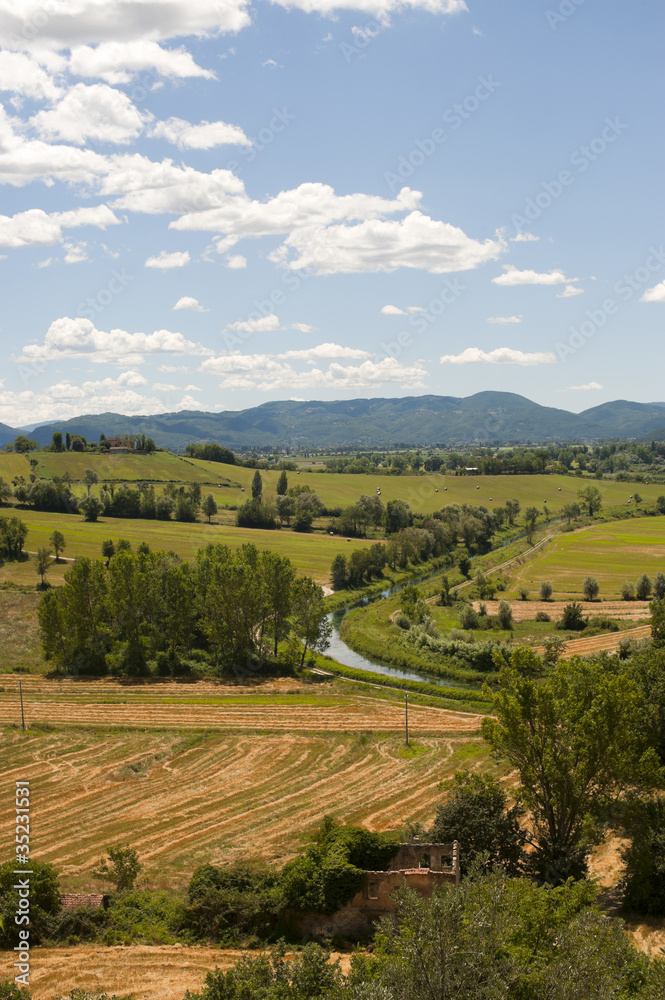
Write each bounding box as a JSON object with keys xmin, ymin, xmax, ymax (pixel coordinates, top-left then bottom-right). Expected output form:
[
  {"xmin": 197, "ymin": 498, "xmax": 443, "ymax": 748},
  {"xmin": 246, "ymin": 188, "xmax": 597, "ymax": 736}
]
[{"xmin": 183, "ymin": 873, "xmax": 665, "ymax": 1000}]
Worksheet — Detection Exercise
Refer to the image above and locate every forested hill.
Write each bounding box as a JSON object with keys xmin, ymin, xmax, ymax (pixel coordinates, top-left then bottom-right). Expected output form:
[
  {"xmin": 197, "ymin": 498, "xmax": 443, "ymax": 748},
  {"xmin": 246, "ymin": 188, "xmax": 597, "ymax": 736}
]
[{"xmin": 4, "ymin": 392, "xmax": 665, "ymax": 450}]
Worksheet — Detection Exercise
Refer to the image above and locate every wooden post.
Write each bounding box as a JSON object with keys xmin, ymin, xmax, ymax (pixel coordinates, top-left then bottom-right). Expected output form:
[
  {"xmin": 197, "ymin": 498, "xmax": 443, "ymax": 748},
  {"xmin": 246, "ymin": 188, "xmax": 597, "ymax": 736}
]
[
  {"xmin": 19, "ymin": 681, "xmax": 25, "ymax": 732},
  {"xmin": 405, "ymin": 692, "xmax": 409, "ymax": 746}
]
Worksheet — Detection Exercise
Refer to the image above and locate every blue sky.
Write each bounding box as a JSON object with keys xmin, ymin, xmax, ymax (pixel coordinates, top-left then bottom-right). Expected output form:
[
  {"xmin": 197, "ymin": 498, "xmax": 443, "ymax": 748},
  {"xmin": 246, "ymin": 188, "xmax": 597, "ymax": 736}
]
[{"xmin": 0, "ymin": 0, "xmax": 663, "ymax": 427}]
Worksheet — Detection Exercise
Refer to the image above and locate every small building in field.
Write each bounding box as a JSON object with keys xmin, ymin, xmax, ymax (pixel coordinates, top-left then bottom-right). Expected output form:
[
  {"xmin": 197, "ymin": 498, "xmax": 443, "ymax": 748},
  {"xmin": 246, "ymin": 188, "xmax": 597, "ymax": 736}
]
[
  {"xmin": 61, "ymin": 893, "xmax": 110, "ymax": 909},
  {"xmin": 292, "ymin": 840, "xmax": 460, "ymax": 938}
]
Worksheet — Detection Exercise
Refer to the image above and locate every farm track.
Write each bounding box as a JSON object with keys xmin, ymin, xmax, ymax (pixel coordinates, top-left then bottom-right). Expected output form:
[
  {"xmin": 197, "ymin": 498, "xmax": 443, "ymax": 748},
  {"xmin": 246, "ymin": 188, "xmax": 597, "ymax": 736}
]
[
  {"xmin": 0, "ymin": 724, "xmax": 481, "ymax": 891},
  {"xmin": 0, "ymin": 677, "xmax": 481, "ymax": 733}
]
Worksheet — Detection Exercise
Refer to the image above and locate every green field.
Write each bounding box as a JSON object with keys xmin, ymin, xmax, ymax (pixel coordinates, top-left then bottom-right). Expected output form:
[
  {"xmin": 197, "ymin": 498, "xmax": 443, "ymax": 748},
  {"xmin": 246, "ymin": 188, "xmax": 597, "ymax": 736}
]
[
  {"xmin": 7, "ymin": 509, "xmax": 370, "ymax": 584},
  {"xmin": 184, "ymin": 461, "xmax": 665, "ymax": 514},
  {"xmin": 510, "ymin": 518, "xmax": 665, "ymax": 599},
  {"xmin": 0, "ymin": 450, "xmax": 238, "ymax": 485}
]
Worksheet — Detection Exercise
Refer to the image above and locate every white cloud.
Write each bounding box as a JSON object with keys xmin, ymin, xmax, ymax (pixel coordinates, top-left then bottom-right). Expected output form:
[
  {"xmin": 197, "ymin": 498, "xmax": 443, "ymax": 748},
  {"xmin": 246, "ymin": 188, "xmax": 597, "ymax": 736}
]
[
  {"xmin": 0, "ymin": 204, "xmax": 119, "ymax": 248},
  {"xmin": 68, "ymin": 41, "xmax": 216, "ymax": 83},
  {"xmin": 14, "ymin": 317, "xmax": 212, "ymax": 365},
  {"xmin": 291, "ymin": 322, "xmax": 314, "ymax": 333},
  {"xmin": 492, "ymin": 265, "xmax": 576, "ymax": 286},
  {"xmin": 487, "ymin": 315, "xmax": 522, "ymax": 325},
  {"xmin": 641, "ymin": 280, "xmax": 665, "ymax": 304},
  {"xmin": 0, "ymin": 371, "xmax": 160, "ymax": 426},
  {"xmin": 439, "ymin": 347, "xmax": 557, "ymax": 366},
  {"xmin": 0, "ymin": 1, "xmax": 252, "ymax": 51},
  {"xmin": 511, "ymin": 232, "xmax": 540, "ymax": 242},
  {"xmin": 381, "ymin": 304, "xmax": 406, "ymax": 315},
  {"xmin": 557, "ymin": 284, "xmax": 584, "ymax": 298},
  {"xmin": 173, "ymin": 296, "xmax": 206, "ymax": 311},
  {"xmin": 226, "ymin": 254, "xmax": 247, "ymax": 269},
  {"xmin": 207, "ymin": 356, "xmax": 428, "ymax": 392},
  {"xmin": 152, "ymin": 382, "xmax": 179, "ymax": 391},
  {"xmin": 262, "ymin": 58, "xmax": 279, "ymax": 68},
  {"xmin": 226, "ymin": 314, "xmax": 281, "ymax": 333},
  {"xmin": 278, "ymin": 343, "xmax": 372, "ymax": 360},
  {"xmin": 148, "ymin": 117, "xmax": 250, "ymax": 149},
  {"xmin": 565, "ymin": 381, "xmax": 603, "ymax": 391},
  {"xmin": 62, "ymin": 241, "xmax": 88, "ymax": 263},
  {"xmin": 0, "ymin": 52, "xmax": 61, "ymax": 100},
  {"xmin": 31, "ymin": 83, "xmax": 149, "ymax": 146},
  {"xmin": 145, "ymin": 249, "xmax": 191, "ymax": 269},
  {"xmin": 270, "ymin": 210, "xmax": 503, "ymax": 275},
  {"xmin": 272, "ymin": 0, "xmax": 467, "ymax": 16}
]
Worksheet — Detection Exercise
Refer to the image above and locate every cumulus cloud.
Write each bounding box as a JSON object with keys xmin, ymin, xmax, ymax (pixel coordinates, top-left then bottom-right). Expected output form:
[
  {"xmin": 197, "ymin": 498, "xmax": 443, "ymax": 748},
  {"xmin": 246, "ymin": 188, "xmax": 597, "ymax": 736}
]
[
  {"xmin": 641, "ymin": 280, "xmax": 665, "ymax": 303},
  {"xmin": 492, "ymin": 265, "xmax": 576, "ymax": 286},
  {"xmin": 226, "ymin": 314, "xmax": 281, "ymax": 333},
  {"xmin": 31, "ymin": 83, "xmax": 149, "ymax": 145},
  {"xmin": 0, "ymin": 52, "xmax": 61, "ymax": 99},
  {"xmin": 0, "ymin": 371, "xmax": 165, "ymax": 426},
  {"xmin": 557, "ymin": 284, "xmax": 584, "ymax": 298},
  {"xmin": 270, "ymin": 211, "xmax": 503, "ymax": 275},
  {"xmin": 278, "ymin": 343, "xmax": 372, "ymax": 360},
  {"xmin": 201, "ymin": 353, "xmax": 428, "ymax": 392},
  {"xmin": 381, "ymin": 304, "xmax": 406, "ymax": 315},
  {"xmin": 511, "ymin": 232, "xmax": 539, "ymax": 242},
  {"xmin": 149, "ymin": 117, "xmax": 250, "ymax": 149},
  {"xmin": 145, "ymin": 250, "xmax": 191, "ymax": 269},
  {"xmin": 291, "ymin": 322, "xmax": 314, "ymax": 333},
  {"xmin": 487, "ymin": 315, "xmax": 522, "ymax": 324},
  {"xmin": 14, "ymin": 317, "xmax": 212, "ymax": 365},
  {"xmin": 62, "ymin": 241, "xmax": 88, "ymax": 263},
  {"xmin": 226, "ymin": 254, "xmax": 247, "ymax": 269},
  {"xmin": 68, "ymin": 41, "xmax": 216, "ymax": 83},
  {"xmin": 0, "ymin": 204, "xmax": 119, "ymax": 248},
  {"xmin": 565, "ymin": 381, "xmax": 603, "ymax": 390},
  {"xmin": 173, "ymin": 296, "xmax": 206, "ymax": 311},
  {"xmin": 439, "ymin": 347, "xmax": 557, "ymax": 365}
]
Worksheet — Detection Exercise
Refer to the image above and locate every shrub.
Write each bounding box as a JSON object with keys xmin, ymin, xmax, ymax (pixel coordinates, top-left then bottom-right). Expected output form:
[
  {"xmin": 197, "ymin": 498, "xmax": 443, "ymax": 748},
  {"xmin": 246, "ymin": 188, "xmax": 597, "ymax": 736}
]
[
  {"xmin": 621, "ymin": 581, "xmax": 636, "ymax": 601},
  {"xmin": 458, "ymin": 605, "xmax": 479, "ymax": 630},
  {"xmin": 621, "ymin": 798, "xmax": 665, "ymax": 915},
  {"xmin": 534, "ymin": 611, "xmax": 551, "ymax": 622},
  {"xmin": 518, "ymin": 587, "xmax": 529, "ymax": 601},
  {"xmin": 636, "ymin": 573, "xmax": 652, "ymax": 601},
  {"xmin": 539, "ymin": 581, "xmax": 553, "ymax": 602},
  {"xmin": 582, "ymin": 576, "xmax": 600, "ymax": 602},
  {"xmin": 395, "ymin": 612, "xmax": 411, "ymax": 630},
  {"xmin": 497, "ymin": 600, "xmax": 513, "ymax": 630},
  {"xmin": 556, "ymin": 603, "xmax": 587, "ymax": 631}
]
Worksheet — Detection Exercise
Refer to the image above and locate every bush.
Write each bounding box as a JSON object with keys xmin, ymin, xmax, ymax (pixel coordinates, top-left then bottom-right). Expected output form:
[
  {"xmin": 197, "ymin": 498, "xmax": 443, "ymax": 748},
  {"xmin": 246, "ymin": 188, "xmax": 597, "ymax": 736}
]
[
  {"xmin": 395, "ymin": 612, "xmax": 411, "ymax": 630},
  {"xmin": 636, "ymin": 573, "xmax": 652, "ymax": 601},
  {"xmin": 621, "ymin": 798, "xmax": 665, "ymax": 915},
  {"xmin": 534, "ymin": 611, "xmax": 551, "ymax": 622},
  {"xmin": 186, "ymin": 861, "xmax": 283, "ymax": 942},
  {"xmin": 518, "ymin": 587, "xmax": 529, "ymax": 601},
  {"xmin": 497, "ymin": 600, "xmax": 513, "ymax": 630},
  {"xmin": 582, "ymin": 575, "xmax": 600, "ymax": 601},
  {"xmin": 539, "ymin": 581, "xmax": 553, "ymax": 602},
  {"xmin": 556, "ymin": 602, "xmax": 587, "ymax": 631},
  {"xmin": 458, "ymin": 605, "xmax": 479, "ymax": 630},
  {"xmin": 621, "ymin": 581, "xmax": 636, "ymax": 601}
]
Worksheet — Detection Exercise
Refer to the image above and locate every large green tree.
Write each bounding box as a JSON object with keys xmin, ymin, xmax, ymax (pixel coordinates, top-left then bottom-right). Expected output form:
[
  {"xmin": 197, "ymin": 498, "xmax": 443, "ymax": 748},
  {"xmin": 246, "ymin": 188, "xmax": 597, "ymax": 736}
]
[{"xmin": 481, "ymin": 650, "xmax": 662, "ymax": 883}]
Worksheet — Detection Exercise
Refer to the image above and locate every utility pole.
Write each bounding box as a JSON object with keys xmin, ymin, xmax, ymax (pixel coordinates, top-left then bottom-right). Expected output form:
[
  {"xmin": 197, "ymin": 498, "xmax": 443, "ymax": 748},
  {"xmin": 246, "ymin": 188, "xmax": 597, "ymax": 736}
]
[
  {"xmin": 19, "ymin": 680, "xmax": 25, "ymax": 731},
  {"xmin": 405, "ymin": 692, "xmax": 409, "ymax": 746}
]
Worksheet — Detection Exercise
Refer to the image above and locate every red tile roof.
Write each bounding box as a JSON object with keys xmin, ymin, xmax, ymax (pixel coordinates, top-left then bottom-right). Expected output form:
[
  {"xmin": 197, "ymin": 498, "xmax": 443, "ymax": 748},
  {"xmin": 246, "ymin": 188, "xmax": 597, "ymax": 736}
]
[{"xmin": 61, "ymin": 893, "xmax": 107, "ymax": 908}]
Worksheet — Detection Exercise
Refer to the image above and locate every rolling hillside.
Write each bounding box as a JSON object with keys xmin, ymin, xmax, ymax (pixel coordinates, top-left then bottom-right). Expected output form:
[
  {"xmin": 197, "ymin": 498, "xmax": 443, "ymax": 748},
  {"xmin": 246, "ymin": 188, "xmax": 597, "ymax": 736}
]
[{"xmin": 3, "ymin": 392, "xmax": 665, "ymax": 450}]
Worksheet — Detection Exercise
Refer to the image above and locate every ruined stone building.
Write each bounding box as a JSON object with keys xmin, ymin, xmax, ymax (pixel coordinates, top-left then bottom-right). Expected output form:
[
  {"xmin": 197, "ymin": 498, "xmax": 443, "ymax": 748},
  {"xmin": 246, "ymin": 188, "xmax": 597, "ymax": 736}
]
[{"xmin": 295, "ymin": 838, "xmax": 460, "ymax": 938}]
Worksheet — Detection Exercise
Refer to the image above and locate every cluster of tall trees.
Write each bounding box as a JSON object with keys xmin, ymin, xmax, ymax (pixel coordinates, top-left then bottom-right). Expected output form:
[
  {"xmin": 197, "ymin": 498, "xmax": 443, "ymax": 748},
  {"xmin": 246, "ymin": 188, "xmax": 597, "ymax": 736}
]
[
  {"xmin": 38, "ymin": 543, "xmax": 331, "ymax": 676},
  {"xmin": 0, "ymin": 515, "xmax": 27, "ymax": 561}
]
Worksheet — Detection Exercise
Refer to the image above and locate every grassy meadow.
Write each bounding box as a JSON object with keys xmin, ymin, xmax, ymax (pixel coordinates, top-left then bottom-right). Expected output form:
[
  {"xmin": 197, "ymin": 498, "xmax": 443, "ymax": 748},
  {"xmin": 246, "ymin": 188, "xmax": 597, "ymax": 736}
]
[{"xmin": 510, "ymin": 518, "xmax": 665, "ymax": 600}]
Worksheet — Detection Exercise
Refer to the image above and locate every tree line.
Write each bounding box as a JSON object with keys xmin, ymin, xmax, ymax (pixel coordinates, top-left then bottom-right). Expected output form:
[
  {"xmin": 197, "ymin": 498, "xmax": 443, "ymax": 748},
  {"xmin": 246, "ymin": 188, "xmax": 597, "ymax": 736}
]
[{"xmin": 38, "ymin": 543, "xmax": 331, "ymax": 676}]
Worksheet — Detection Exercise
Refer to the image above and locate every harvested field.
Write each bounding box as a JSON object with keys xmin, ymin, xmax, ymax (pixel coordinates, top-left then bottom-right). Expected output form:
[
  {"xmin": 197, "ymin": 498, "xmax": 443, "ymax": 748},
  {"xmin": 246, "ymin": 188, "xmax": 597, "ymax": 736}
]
[
  {"xmin": 0, "ymin": 944, "xmax": 354, "ymax": 1000},
  {"xmin": 472, "ymin": 600, "xmax": 651, "ymax": 622},
  {"xmin": 534, "ymin": 625, "xmax": 651, "ymax": 659},
  {"xmin": 0, "ymin": 676, "xmax": 481, "ymax": 734},
  {"xmin": 0, "ymin": 722, "xmax": 483, "ymax": 891}
]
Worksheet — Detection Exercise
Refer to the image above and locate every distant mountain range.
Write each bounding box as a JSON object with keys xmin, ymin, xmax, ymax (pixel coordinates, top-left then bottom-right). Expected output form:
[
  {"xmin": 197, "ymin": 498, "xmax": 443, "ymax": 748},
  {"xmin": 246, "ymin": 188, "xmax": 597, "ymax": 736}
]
[{"xmin": 4, "ymin": 393, "xmax": 665, "ymax": 451}]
